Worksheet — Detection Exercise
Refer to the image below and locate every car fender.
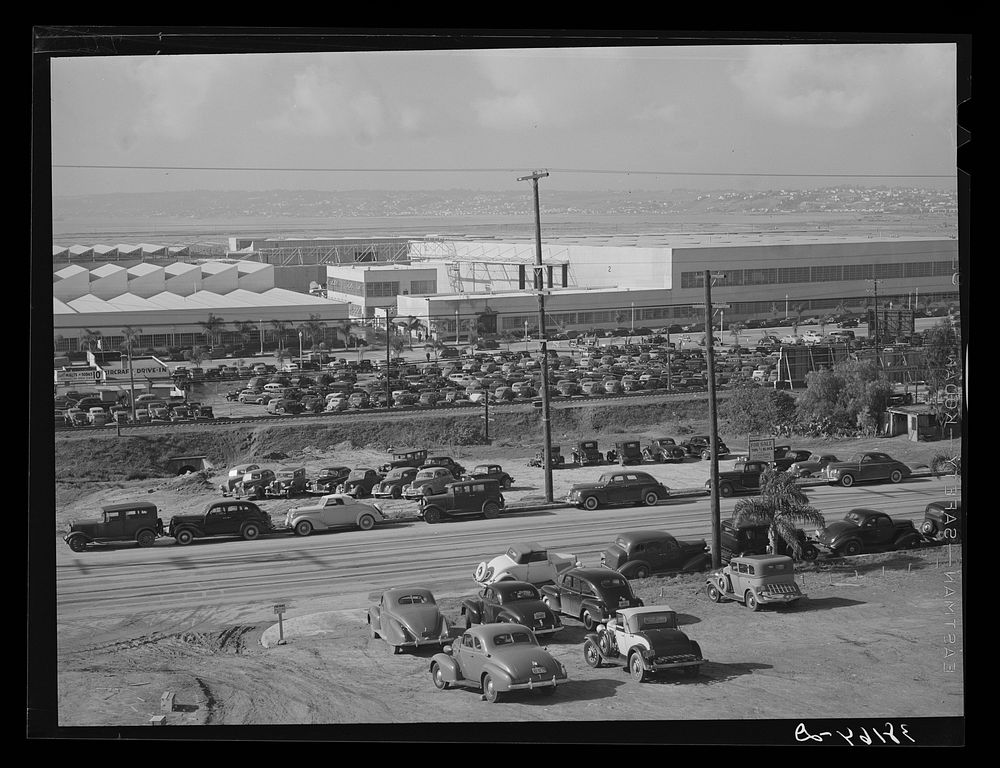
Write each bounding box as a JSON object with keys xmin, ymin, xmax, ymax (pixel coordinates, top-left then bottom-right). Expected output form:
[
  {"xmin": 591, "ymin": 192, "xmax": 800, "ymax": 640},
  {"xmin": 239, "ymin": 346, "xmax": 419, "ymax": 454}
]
[
  {"xmin": 539, "ymin": 586, "xmax": 562, "ymax": 613},
  {"xmin": 621, "ymin": 560, "xmax": 652, "ymax": 578},
  {"xmin": 580, "ymin": 597, "xmax": 608, "ymax": 617},
  {"xmin": 64, "ymin": 532, "xmax": 92, "ymax": 545},
  {"xmin": 460, "ymin": 600, "xmax": 483, "ymax": 624},
  {"xmin": 379, "ymin": 617, "xmax": 409, "ymax": 646},
  {"xmin": 481, "ymin": 662, "xmax": 516, "ymax": 692},
  {"xmin": 430, "ymin": 653, "xmax": 463, "ymax": 683}
]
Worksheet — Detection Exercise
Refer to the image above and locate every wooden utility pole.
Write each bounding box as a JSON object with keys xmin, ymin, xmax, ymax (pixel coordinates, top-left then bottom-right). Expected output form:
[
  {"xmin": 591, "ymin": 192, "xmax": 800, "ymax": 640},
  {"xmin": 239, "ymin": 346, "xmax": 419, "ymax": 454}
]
[
  {"xmin": 518, "ymin": 170, "xmax": 553, "ymax": 502},
  {"xmin": 705, "ymin": 271, "xmax": 726, "ymax": 568}
]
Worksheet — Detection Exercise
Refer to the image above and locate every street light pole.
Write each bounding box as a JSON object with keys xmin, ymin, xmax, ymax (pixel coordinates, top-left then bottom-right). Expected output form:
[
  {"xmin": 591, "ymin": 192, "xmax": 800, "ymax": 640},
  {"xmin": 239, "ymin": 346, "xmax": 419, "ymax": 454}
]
[
  {"xmin": 298, "ymin": 331, "xmax": 303, "ymax": 367},
  {"xmin": 128, "ymin": 338, "xmax": 136, "ymax": 423},
  {"xmin": 524, "ymin": 321, "xmax": 529, "ymax": 352},
  {"xmin": 258, "ymin": 319, "xmax": 264, "ymax": 356},
  {"xmin": 518, "ymin": 169, "xmax": 553, "ymax": 503},
  {"xmin": 455, "ymin": 309, "xmax": 459, "ymax": 345},
  {"xmin": 630, "ymin": 301, "xmax": 635, "ymax": 334}
]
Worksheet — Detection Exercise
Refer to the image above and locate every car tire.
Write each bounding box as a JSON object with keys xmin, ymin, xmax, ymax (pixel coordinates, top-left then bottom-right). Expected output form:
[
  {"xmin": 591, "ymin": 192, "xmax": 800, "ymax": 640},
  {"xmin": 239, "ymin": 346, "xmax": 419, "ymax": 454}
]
[
  {"xmin": 801, "ymin": 544, "xmax": 820, "ymax": 562},
  {"xmin": 242, "ymin": 523, "xmax": 260, "ymax": 541},
  {"xmin": 643, "ymin": 491, "xmax": 659, "ymax": 507},
  {"xmin": 67, "ymin": 536, "xmax": 88, "ymax": 553},
  {"xmin": 701, "ymin": 450, "xmax": 712, "ymax": 461},
  {"xmin": 706, "ymin": 583, "xmax": 722, "ymax": 603},
  {"xmin": 839, "ymin": 474, "xmax": 855, "ymax": 488},
  {"xmin": 583, "ymin": 496, "xmax": 600, "ymax": 511},
  {"xmin": 430, "ymin": 662, "xmax": 450, "ymax": 690},
  {"xmin": 581, "ymin": 609, "xmax": 598, "ymax": 631},
  {"xmin": 629, "ymin": 652, "xmax": 648, "ymax": 683},
  {"xmin": 889, "ymin": 469, "xmax": 903, "ymax": 484},
  {"xmin": 175, "ymin": 529, "xmax": 194, "ymax": 546},
  {"xmin": 920, "ymin": 520, "xmax": 937, "ymax": 536},
  {"xmin": 633, "ymin": 564, "xmax": 650, "ymax": 579},
  {"xmin": 295, "ymin": 520, "xmax": 313, "ymax": 537},
  {"xmin": 482, "ymin": 674, "xmax": 501, "ymax": 704},
  {"xmin": 583, "ymin": 639, "xmax": 603, "ymax": 668},
  {"xmin": 423, "ymin": 507, "xmax": 442, "ymax": 525},
  {"xmin": 745, "ymin": 590, "xmax": 760, "ymax": 612},
  {"xmin": 482, "ymin": 502, "xmax": 500, "ymax": 519},
  {"xmin": 719, "ymin": 483, "xmax": 734, "ymax": 498},
  {"xmin": 136, "ymin": 530, "xmax": 156, "ymax": 548},
  {"xmin": 842, "ymin": 540, "xmax": 863, "ymax": 557},
  {"xmin": 358, "ymin": 514, "xmax": 376, "ymax": 531}
]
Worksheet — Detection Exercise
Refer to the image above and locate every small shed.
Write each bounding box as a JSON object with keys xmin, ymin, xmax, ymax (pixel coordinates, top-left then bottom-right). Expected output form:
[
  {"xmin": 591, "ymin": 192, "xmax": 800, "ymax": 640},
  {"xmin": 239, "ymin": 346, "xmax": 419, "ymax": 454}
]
[{"xmin": 885, "ymin": 404, "xmax": 938, "ymax": 441}]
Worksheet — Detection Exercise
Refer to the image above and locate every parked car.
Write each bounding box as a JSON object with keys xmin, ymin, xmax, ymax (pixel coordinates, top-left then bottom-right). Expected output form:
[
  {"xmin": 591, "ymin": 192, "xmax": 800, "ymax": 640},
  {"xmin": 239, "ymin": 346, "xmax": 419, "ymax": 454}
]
[
  {"xmin": 307, "ymin": 466, "xmax": 351, "ymax": 494},
  {"xmin": 822, "ymin": 452, "xmax": 913, "ymax": 487},
  {"xmin": 566, "ymin": 470, "xmax": 670, "ymax": 511},
  {"xmin": 267, "ymin": 467, "xmax": 308, "ymax": 498},
  {"xmin": 64, "ymin": 501, "xmax": 165, "ymax": 552},
  {"xmin": 920, "ymin": 500, "xmax": 962, "ymax": 542},
  {"xmin": 474, "ymin": 542, "xmax": 581, "ymax": 587},
  {"xmin": 720, "ymin": 519, "xmax": 819, "ymax": 563},
  {"xmin": 540, "ymin": 567, "xmax": 644, "ymax": 630},
  {"xmin": 284, "ymin": 494, "xmax": 385, "ymax": 536},
  {"xmin": 238, "ymin": 390, "xmax": 271, "ymax": 405},
  {"xmin": 614, "ymin": 440, "xmax": 644, "ymax": 466},
  {"xmin": 429, "ymin": 624, "xmax": 567, "ymax": 702},
  {"xmin": 372, "ymin": 467, "xmax": 420, "ymax": 499},
  {"xmin": 378, "ymin": 449, "xmax": 428, "ymax": 473},
  {"xmin": 572, "ymin": 440, "xmax": 603, "ymax": 466},
  {"xmin": 403, "ymin": 466, "xmax": 456, "ymax": 500},
  {"xmin": 810, "ymin": 509, "xmax": 922, "ymax": 556},
  {"xmin": 527, "ymin": 445, "xmax": 566, "ymax": 469},
  {"xmin": 233, "ymin": 469, "xmax": 277, "ymax": 500},
  {"xmin": 642, "ymin": 438, "xmax": 687, "ymax": 463},
  {"xmin": 337, "ymin": 468, "xmax": 384, "ymax": 498},
  {"xmin": 459, "ymin": 580, "xmax": 562, "ymax": 635},
  {"xmin": 582, "ymin": 606, "xmax": 704, "ymax": 681},
  {"xmin": 421, "ymin": 455, "xmax": 466, "ymax": 479},
  {"xmin": 367, "ymin": 587, "xmax": 450, "ymax": 655},
  {"xmin": 681, "ymin": 435, "xmax": 730, "ymax": 460},
  {"xmin": 168, "ymin": 500, "xmax": 274, "ymax": 545},
  {"xmin": 462, "ymin": 464, "xmax": 513, "ymax": 489},
  {"xmin": 707, "ymin": 460, "xmax": 774, "ymax": 497},
  {"xmin": 706, "ymin": 554, "xmax": 806, "ymax": 611},
  {"xmin": 600, "ymin": 530, "xmax": 710, "ymax": 579},
  {"xmin": 788, "ymin": 453, "xmax": 842, "ymax": 478},
  {"xmin": 219, "ymin": 464, "xmax": 262, "ymax": 495},
  {"xmin": 419, "ymin": 478, "xmax": 506, "ymax": 524}
]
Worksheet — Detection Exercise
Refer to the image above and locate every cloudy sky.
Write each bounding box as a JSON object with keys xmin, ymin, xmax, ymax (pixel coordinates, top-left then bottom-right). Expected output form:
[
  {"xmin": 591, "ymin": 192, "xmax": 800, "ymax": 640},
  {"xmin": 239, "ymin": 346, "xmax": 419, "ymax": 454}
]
[{"xmin": 49, "ymin": 42, "xmax": 959, "ymax": 196}]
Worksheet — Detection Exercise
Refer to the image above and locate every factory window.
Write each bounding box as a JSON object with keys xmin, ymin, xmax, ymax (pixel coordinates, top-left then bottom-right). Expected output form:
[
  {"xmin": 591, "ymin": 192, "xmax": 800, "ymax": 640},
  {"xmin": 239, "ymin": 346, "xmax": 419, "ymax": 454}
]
[
  {"xmin": 843, "ymin": 264, "xmax": 873, "ymax": 281},
  {"xmin": 366, "ymin": 281, "xmax": 400, "ymax": 298},
  {"xmin": 873, "ymin": 262, "xmax": 903, "ymax": 279},
  {"xmin": 680, "ymin": 272, "xmax": 705, "ymax": 289},
  {"xmin": 931, "ymin": 261, "xmax": 955, "ymax": 277},
  {"xmin": 744, "ymin": 268, "xmax": 777, "ymax": 286},
  {"xmin": 904, "ymin": 262, "xmax": 933, "ymax": 278},
  {"xmin": 327, "ymin": 278, "xmax": 365, "ymax": 296},
  {"xmin": 409, "ymin": 279, "xmax": 437, "ymax": 295},
  {"xmin": 778, "ymin": 267, "xmax": 811, "ymax": 284},
  {"xmin": 811, "ymin": 265, "xmax": 843, "ymax": 282}
]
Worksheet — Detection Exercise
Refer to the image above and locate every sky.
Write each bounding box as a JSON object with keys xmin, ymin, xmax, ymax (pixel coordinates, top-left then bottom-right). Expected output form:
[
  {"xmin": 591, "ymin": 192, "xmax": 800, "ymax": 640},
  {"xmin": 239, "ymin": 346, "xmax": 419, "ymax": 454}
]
[{"xmin": 48, "ymin": 41, "xmax": 960, "ymax": 196}]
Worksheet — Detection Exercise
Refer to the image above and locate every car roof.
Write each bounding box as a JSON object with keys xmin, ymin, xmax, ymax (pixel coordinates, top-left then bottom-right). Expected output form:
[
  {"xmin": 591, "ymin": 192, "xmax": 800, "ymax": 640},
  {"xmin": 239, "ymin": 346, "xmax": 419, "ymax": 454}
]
[
  {"xmin": 616, "ymin": 605, "xmax": 675, "ymax": 619},
  {"xmin": 102, "ymin": 501, "xmax": 158, "ymax": 513},
  {"xmin": 384, "ymin": 586, "xmax": 435, "ymax": 600},
  {"xmin": 613, "ymin": 530, "xmax": 673, "ymax": 544},
  {"xmin": 509, "ymin": 542, "xmax": 546, "ymax": 557},
  {"xmin": 732, "ymin": 554, "xmax": 794, "ymax": 566},
  {"xmin": 491, "ymin": 580, "xmax": 539, "ymax": 595},
  {"xmin": 319, "ymin": 494, "xmax": 356, "ymax": 503},
  {"xmin": 466, "ymin": 622, "xmax": 533, "ymax": 641},
  {"xmin": 570, "ymin": 567, "xmax": 625, "ymax": 580}
]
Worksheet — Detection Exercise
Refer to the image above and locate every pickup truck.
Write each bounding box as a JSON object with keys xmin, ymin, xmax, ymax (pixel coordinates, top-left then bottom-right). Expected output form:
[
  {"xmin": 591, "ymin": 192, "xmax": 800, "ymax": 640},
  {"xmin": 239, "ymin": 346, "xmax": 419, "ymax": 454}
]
[
  {"xmin": 809, "ymin": 508, "xmax": 922, "ymax": 557},
  {"xmin": 64, "ymin": 502, "xmax": 165, "ymax": 552},
  {"xmin": 706, "ymin": 460, "xmax": 774, "ymax": 497}
]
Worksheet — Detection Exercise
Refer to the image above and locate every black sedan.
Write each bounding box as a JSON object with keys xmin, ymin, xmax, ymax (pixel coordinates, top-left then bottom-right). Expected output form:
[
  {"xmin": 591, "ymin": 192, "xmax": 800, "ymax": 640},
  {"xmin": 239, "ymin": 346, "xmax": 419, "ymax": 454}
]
[
  {"xmin": 565, "ymin": 471, "xmax": 670, "ymax": 511},
  {"xmin": 459, "ymin": 580, "xmax": 563, "ymax": 636}
]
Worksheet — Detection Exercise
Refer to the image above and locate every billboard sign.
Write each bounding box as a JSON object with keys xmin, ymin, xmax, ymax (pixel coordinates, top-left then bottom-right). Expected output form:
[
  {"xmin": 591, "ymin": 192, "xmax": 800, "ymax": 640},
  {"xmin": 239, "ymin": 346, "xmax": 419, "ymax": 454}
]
[
  {"xmin": 747, "ymin": 434, "xmax": 776, "ymax": 463},
  {"xmin": 54, "ymin": 367, "xmax": 101, "ymax": 384},
  {"xmin": 97, "ymin": 356, "xmax": 170, "ymax": 381}
]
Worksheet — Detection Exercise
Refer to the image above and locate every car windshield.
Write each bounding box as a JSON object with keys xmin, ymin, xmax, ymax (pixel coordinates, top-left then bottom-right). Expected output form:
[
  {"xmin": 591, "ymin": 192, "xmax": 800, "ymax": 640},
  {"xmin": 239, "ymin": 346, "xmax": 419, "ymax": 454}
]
[
  {"xmin": 386, "ymin": 469, "xmax": 411, "ymax": 480},
  {"xmin": 277, "ymin": 472, "xmax": 295, "ymax": 478},
  {"xmin": 348, "ymin": 470, "xmax": 370, "ymax": 480},
  {"xmin": 808, "ymin": 454, "xmax": 824, "ymax": 462},
  {"xmin": 844, "ymin": 511, "xmax": 863, "ymax": 524},
  {"xmin": 416, "ymin": 469, "xmax": 437, "ymax": 479},
  {"xmin": 847, "ymin": 454, "xmax": 864, "ymax": 463},
  {"xmin": 490, "ymin": 631, "xmax": 536, "ymax": 647},
  {"xmin": 632, "ymin": 612, "xmax": 677, "ymax": 631}
]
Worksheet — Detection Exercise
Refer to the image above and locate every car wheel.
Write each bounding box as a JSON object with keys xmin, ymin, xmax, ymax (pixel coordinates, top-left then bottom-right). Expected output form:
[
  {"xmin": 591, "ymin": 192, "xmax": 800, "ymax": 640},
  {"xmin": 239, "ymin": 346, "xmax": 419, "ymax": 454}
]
[
  {"xmin": 482, "ymin": 673, "xmax": 501, "ymax": 703},
  {"xmin": 633, "ymin": 564, "xmax": 650, "ymax": 579},
  {"xmin": 295, "ymin": 520, "xmax": 313, "ymax": 537},
  {"xmin": 358, "ymin": 514, "xmax": 376, "ymax": 531},
  {"xmin": 583, "ymin": 639, "xmax": 603, "ymax": 668},
  {"xmin": 581, "ymin": 609, "xmax": 598, "ymax": 631},
  {"xmin": 719, "ymin": 483, "xmax": 734, "ymax": 498},
  {"xmin": 745, "ymin": 591, "xmax": 761, "ymax": 612},
  {"xmin": 839, "ymin": 473, "xmax": 855, "ymax": 488},
  {"xmin": 430, "ymin": 662, "xmax": 450, "ymax": 690},
  {"xmin": 643, "ymin": 491, "xmax": 659, "ymax": 507},
  {"xmin": 583, "ymin": 496, "xmax": 600, "ymax": 511},
  {"xmin": 423, "ymin": 507, "xmax": 442, "ymax": 525},
  {"xmin": 67, "ymin": 536, "xmax": 88, "ymax": 553},
  {"xmin": 889, "ymin": 469, "xmax": 903, "ymax": 484},
  {"xmin": 801, "ymin": 544, "xmax": 819, "ymax": 562},
  {"xmin": 482, "ymin": 502, "xmax": 500, "ymax": 519},
  {"xmin": 629, "ymin": 653, "xmax": 648, "ymax": 683},
  {"xmin": 842, "ymin": 540, "xmax": 863, "ymax": 557},
  {"xmin": 136, "ymin": 530, "xmax": 155, "ymax": 548},
  {"xmin": 701, "ymin": 450, "xmax": 712, "ymax": 461},
  {"xmin": 706, "ymin": 583, "xmax": 722, "ymax": 603},
  {"xmin": 242, "ymin": 523, "xmax": 260, "ymax": 541},
  {"xmin": 175, "ymin": 529, "xmax": 194, "ymax": 546},
  {"xmin": 920, "ymin": 520, "xmax": 937, "ymax": 536}
]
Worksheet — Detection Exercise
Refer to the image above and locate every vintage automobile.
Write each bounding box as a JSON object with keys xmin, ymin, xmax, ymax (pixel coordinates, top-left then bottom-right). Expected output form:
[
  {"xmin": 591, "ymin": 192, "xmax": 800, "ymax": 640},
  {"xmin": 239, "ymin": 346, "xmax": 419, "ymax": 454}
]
[
  {"xmin": 372, "ymin": 466, "xmax": 420, "ymax": 499},
  {"xmin": 266, "ymin": 467, "xmax": 308, "ymax": 498},
  {"xmin": 307, "ymin": 466, "xmax": 351, "ymax": 494},
  {"xmin": 233, "ymin": 469, "xmax": 276, "ymax": 500},
  {"xmin": 822, "ymin": 452, "xmax": 913, "ymax": 487},
  {"xmin": 461, "ymin": 464, "xmax": 514, "ymax": 489},
  {"xmin": 429, "ymin": 624, "xmax": 567, "ymax": 702},
  {"xmin": 219, "ymin": 464, "xmax": 263, "ymax": 495},
  {"xmin": 787, "ymin": 453, "xmax": 842, "ymax": 478},
  {"xmin": 540, "ymin": 567, "xmax": 644, "ymax": 630},
  {"xmin": 420, "ymin": 479, "xmax": 506, "ymax": 524},
  {"xmin": 284, "ymin": 494, "xmax": 385, "ymax": 536},
  {"xmin": 680, "ymin": 435, "xmax": 730, "ymax": 460},
  {"xmin": 238, "ymin": 390, "xmax": 272, "ymax": 405},
  {"xmin": 378, "ymin": 448, "xmax": 428, "ymax": 474},
  {"xmin": 642, "ymin": 438, "xmax": 687, "ymax": 463},
  {"xmin": 474, "ymin": 542, "xmax": 581, "ymax": 587},
  {"xmin": 527, "ymin": 445, "xmax": 566, "ymax": 468},
  {"xmin": 920, "ymin": 500, "xmax": 962, "ymax": 542},
  {"xmin": 168, "ymin": 500, "xmax": 274, "ymax": 545},
  {"xmin": 614, "ymin": 440, "xmax": 644, "ymax": 466},
  {"xmin": 422, "ymin": 455, "xmax": 466, "ymax": 479},
  {"xmin": 706, "ymin": 460, "xmax": 775, "ymax": 498},
  {"xmin": 809, "ymin": 508, "xmax": 922, "ymax": 556},
  {"xmin": 571, "ymin": 440, "xmax": 603, "ymax": 466},
  {"xmin": 459, "ymin": 580, "xmax": 563, "ymax": 636},
  {"xmin": 64, "ymin": 501, "xmax": 165, "ymax": 552},
  {"xmin": 706, "ymin": 554, "xmax": 806, "ymax": 611},
  {"xmin": 403, "ymin": 466, "xmax": 456, "ymax": 500},
  {"xmin": 566, "ymin": 470, "xmax": 670, "ymax": 511},
  {"xmin": 336, "ymin": 468, "xmax": 385, "ymax": 498},
  {"xmin": 582, "ymin": 606, "xmax": 704, "ymax": 681},
  {"xmin": 720, "ymin": 518, "xmax": 819, "ymax": 563},
  {"xmin": 773, "ymin": 447, "xmax": 814, "ymax": 463},
  {"xmin": 367, "ymin": 586, "xmax": 451, "ymax": 655},
  {"xmin": 600, "ymin": 530, "xmax": 711, "ymax": 579}
]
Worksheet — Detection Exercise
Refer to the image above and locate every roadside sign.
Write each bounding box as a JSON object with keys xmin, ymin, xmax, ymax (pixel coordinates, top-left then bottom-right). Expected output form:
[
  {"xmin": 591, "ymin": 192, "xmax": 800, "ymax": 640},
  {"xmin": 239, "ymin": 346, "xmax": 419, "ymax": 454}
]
[
  {"xmin": 747, "ymin": 435, "xmax": 776, "ymax": 463},
  {"xmin": 273, "ymin": 604, "xmax": 286, "ymax": 615}
]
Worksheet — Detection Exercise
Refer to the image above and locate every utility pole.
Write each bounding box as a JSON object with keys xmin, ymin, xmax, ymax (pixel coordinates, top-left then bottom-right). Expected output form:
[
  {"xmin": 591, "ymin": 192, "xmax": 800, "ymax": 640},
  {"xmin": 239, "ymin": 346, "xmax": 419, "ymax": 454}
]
[
  {"xmin": 518, "ymin": 169, "xmax": 553, "ymax": 503},
  {"xmin": 867, "ymin": 279, "xmax": 881, "ymax": 371},
  {"xmin": 704, "ymin": 271, "xmax": 727, "ymax": 568},
  {"xmin": 385, "ymin": 322, "xmax": 391, "ymax": 410}
]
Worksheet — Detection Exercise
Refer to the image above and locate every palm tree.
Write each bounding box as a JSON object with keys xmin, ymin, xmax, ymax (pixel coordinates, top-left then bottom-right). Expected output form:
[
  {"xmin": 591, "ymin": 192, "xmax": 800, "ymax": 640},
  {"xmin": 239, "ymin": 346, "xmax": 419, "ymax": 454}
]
[
  {"xmin": 792, "ymin": 304, "xmax": 805, "ymax": 336},
  {"xmin": 731, "ymin": 469, "xmax": 826, "ymax": 559},
  {"xmin": 199, "ymin": 313, "xmax": 225, "ymax": 349},
  {"xmin": 232, "ymin": 320, "xmax": 255, "ymax": 351},
  {"xmin": 301, "ymin": 314, "xmax": 327, "ymax": 349},
  {"xmin": 275, "ymin": 346, "xmax": 291, "ymax": 369},
  {"xmin": 337, "ymin": 319, "xmax": 357, "ymax": 349},
  {"xmin": 404, "ymin": 316, "xmax": 426, "ymax": 350},
  {"xmin": 81, "ymin": 328, "xmax": 103, "ymax": 353},
  {"xmin": 270, "ymin": 320, "xmax": 289, "ymax": 351}
]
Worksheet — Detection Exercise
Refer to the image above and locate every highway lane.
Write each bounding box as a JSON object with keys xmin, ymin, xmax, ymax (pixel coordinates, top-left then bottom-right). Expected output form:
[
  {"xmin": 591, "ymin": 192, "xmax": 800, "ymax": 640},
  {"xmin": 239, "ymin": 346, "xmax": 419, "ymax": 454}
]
[{"xmin": 55, "ymin": 476, "xmax": 953, "ymax": 623}]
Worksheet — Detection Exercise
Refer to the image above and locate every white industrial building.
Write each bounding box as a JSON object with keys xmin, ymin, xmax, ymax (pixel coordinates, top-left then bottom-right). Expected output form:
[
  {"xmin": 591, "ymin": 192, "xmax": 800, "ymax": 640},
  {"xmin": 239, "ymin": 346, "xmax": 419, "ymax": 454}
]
[{"xmin": 325, "ymin": 264, "xmax": 439, "ymax": 321}]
